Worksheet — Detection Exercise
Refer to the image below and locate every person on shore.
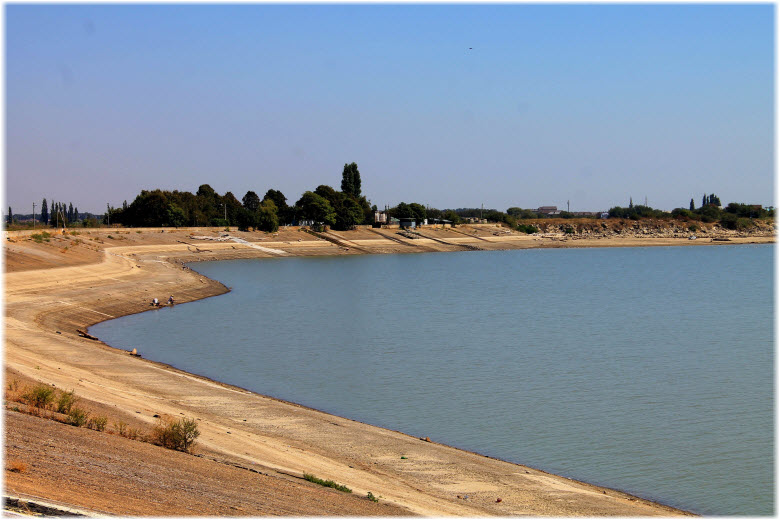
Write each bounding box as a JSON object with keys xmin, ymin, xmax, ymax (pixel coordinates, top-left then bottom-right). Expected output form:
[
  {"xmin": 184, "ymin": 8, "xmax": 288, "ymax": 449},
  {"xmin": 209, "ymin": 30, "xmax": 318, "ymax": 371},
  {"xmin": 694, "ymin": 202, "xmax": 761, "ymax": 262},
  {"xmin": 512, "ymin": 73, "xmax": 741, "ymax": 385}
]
[
  {"xmin": 168, "ymin": 295, "xmax": 174, "ymax": 305},
  {"xmin": 152, "ymin": 297, "xmax": 158, "ymax": 306}
]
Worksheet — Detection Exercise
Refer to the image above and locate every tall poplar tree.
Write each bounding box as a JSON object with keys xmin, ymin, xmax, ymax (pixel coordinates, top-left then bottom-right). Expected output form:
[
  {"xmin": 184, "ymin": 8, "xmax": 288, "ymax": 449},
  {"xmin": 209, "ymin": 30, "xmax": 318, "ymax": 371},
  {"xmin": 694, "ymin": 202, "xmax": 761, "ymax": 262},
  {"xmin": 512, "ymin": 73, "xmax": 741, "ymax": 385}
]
[
  {"xmin": 41, "ymin": 198, "xmax": 48, "ymax": 225},
  {"xmin": 340, "ymin": 162, "xmax": 361, "ymax": 198}
]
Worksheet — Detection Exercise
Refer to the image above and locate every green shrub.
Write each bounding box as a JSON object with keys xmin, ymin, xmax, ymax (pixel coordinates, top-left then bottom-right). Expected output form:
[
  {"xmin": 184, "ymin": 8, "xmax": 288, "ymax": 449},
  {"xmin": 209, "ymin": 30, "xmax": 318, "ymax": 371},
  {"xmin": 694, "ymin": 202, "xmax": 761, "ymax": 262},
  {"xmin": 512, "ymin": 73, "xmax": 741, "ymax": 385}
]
[
  {"xmin": 151, "ymin": 417, "xmax": 200, "ymax": 452},
  {"xmin": 88, "ymin": 415, "xmax": 108, "ymax": 431},
  {"xmin": 114, "ymin": 421, "xmax": 128, "ymax": 436},
  {"xmin": 67, "ymin": 407, "xmax": 90, "ymax": 427},
  {"xmin": 517, "ymin": 224, "xmax": 539, "ymax": 234},
  {"xmin": 22, "ymin": 384, "xmax": 55, "ymax": 410},
  {"xmin": 367, "ymin": 492, "xmax": 378, "ymax": 502},
  {"xmin": 56, "ymin": 390, "xmax": 77, "ymax": 414},
  {"xmin": 303, "ymin": 473, "xmax": 352, "ymax": 493}
]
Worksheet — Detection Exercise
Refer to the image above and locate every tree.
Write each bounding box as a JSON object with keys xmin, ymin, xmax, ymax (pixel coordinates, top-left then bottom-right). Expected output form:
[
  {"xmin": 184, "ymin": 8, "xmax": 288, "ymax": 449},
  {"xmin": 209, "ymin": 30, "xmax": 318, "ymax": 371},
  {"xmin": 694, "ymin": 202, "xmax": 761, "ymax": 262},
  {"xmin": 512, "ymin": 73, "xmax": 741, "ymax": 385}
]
[
  {"xmin": 41, "ymin": 198, "xmax": 48, "ymax": 225},
  {"xmin": 167, "ymin": 204, "xmax": 186, "ymax": 227},
  {"xmin": 263, "ymin": 189, "xmax": 290, "ymax": 225},
  {"xmin": 7, "ymin": 207, "xmax": 12, "ymax": 225},
  {"xmin": 68, "ymin": 202, "xmax": 74, "ymax": 223},
  {"xmin": 242, "ymin": 191, "xmax": 260, "ymax": 213},
  {"xmin": 296, "ymin": 191, "xmax": 336, "ymax": 227},
  {"xmin": 689, "ymin": 198, "xmax": 695, "ymax": 211},
  {"xmin": 702, "ymin": 194, "xmax": 707, "ymax": 208},
  {"xmin": 74, "ymin": 207, "xmax": 79, "ymax": 222},
  {"xmin": 340, "ymin": 162, "xmax": 361, "ymax": 198},
  {"xmin": 256, "ymin": 199, "xmax": 279, "ymax": 232},
  {"xmin": 629, "ymin": 197, "xmax": 634, "ymax": 209},
  {"xmin": 709, "ymin": 194, "xmax": 721, "ymax": 207},
  {"xmin": 334, "ymin": 196, "xmax": 364, "ymax": 230}
]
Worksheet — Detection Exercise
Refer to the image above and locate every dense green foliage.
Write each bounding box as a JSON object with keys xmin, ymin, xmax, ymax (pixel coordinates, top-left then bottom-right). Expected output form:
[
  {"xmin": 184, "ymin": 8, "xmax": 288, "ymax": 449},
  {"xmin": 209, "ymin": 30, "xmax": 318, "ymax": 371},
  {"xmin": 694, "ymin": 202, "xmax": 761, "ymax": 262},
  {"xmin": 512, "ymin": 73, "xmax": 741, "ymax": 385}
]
[{"xmin": 303, "ymin": 473, "xmax": 352, "ymax": 493}]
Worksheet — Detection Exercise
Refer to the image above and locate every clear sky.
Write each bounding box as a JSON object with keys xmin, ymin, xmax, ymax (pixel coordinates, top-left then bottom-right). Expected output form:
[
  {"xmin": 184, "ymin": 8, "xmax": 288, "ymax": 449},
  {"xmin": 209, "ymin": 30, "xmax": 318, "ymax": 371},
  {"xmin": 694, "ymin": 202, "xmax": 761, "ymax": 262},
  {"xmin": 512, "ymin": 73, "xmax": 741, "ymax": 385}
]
[{"xmin": 5, "ymin": 4, "xmax": 775, "ymax": 214}]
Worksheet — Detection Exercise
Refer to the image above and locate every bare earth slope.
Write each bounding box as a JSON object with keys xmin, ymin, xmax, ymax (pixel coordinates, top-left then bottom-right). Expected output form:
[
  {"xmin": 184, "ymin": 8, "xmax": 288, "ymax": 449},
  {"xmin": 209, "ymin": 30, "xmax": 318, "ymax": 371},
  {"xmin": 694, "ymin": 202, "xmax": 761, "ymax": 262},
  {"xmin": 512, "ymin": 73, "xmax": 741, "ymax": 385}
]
[{"xmin": 6, "ymin": 223, "xmax": 767, "ymax": 516}]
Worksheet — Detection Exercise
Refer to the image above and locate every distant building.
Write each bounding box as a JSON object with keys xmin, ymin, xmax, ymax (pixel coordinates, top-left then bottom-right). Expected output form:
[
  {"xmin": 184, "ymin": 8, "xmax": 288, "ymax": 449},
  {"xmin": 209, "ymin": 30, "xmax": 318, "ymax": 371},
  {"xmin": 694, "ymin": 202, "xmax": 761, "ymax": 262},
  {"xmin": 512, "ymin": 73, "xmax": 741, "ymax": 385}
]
[
  {"xmin": 374, "ymin": 211, "xmax": 388, "ymax": 224},
  {"xmin": 536, "ymin": 206, "xmax": 560, "ymax": 216},
  {"xmin": 399, "ymin": 218, "xmax": 416, "ymax": 229}
]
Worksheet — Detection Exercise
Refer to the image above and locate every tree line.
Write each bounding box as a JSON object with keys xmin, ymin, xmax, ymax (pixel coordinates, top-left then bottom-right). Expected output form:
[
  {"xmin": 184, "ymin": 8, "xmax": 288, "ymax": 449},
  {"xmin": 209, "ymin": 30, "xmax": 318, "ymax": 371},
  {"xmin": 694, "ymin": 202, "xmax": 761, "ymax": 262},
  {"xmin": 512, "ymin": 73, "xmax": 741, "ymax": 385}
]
[{"xmin": 8, "ymin": 175, "xmax": 772, "ymax": 235}]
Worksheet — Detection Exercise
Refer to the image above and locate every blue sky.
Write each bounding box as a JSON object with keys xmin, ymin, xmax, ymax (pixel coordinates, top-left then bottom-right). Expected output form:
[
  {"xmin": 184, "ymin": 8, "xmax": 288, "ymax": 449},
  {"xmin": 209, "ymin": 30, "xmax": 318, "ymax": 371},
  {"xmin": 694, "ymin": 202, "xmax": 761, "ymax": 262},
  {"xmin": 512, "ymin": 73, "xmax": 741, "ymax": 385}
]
[{"xmin": 5, "ymin": 4, "xmax": 775, "ymax": 214}]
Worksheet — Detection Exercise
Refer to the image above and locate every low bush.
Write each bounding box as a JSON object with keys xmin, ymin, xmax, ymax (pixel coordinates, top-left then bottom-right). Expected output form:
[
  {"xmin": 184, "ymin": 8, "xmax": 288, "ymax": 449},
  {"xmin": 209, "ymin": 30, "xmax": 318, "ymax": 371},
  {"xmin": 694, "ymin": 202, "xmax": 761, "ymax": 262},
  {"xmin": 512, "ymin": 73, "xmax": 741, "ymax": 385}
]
[
  {"xmin": 22, "ymin": 384, "xmax": 55, "ymax": 410},
  {"xmin": 67, "ymin": 407, "xmax": 90, "ymax": 427},
  {"xmin": 366, "ymin": 491, "xmax": 378, "ymax": 502},
  {"xmin": 151, "ymin": 417, "xmax": 200, "ymax": 452},
  {"xmin": 88, "ymin": 415, "xmax": 108, "ymax": 431},
  {"xmin": 303, "ymin": 473, "xmax": 352, "ymax": 493},
  {"xmin": 56, "ymin": 390, "xmax": 77, "ymax": 414},
  {"xmin": 517, "ymin": 224, "xmax": 539, "ymax": 234}
]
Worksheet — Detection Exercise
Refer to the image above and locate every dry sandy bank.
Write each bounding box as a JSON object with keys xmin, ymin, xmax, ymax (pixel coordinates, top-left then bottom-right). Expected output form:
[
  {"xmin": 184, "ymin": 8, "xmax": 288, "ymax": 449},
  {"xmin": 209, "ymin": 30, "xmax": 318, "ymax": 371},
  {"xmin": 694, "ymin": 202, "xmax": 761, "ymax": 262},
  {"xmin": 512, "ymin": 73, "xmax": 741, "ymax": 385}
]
[{"xmin": 7, "ymin": 223, "xmax": 764, "ymax": 515}]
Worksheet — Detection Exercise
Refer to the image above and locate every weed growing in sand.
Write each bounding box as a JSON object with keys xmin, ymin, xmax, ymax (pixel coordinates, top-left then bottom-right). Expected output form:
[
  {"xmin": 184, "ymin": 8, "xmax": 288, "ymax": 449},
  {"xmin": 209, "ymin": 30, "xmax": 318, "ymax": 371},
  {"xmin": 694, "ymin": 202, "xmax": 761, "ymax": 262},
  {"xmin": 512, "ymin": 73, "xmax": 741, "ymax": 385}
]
[
  {"xmin": 303, "ymin": 473, "xmax": 352, "ymax": 493},
  {"xmin": 366, "ymin": 492, "xmax": 378, "ymax": 502},
  {"xmin": 151, "ymin": 417, "xmax": 200, "ymax": 453}
]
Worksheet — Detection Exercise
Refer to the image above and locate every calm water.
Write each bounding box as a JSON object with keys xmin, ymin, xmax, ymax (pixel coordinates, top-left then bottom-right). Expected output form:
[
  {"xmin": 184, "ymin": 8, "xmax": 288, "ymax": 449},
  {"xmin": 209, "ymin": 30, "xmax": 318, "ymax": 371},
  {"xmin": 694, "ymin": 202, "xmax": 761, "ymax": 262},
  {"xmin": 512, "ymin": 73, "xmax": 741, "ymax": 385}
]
[{"xmin": 92, "ymin": 245, "xmax": 774, "ymax": 515}]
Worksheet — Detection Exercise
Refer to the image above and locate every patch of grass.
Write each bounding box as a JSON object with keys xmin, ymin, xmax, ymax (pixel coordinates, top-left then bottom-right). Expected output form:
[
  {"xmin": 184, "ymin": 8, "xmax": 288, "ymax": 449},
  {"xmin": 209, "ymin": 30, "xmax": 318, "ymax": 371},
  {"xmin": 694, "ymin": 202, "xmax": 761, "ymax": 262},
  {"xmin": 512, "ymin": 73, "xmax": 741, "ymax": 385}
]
[
  {"xmin": 366, "ymin": 491, "xmax": 378, "ymax": 502},
  {"xmin": 30, "ymin": 231, "xmax": 52, "ymax": 243},
  {"xmin": 303, "ymin": 473, "xmax": 352, "ymax": 493}
]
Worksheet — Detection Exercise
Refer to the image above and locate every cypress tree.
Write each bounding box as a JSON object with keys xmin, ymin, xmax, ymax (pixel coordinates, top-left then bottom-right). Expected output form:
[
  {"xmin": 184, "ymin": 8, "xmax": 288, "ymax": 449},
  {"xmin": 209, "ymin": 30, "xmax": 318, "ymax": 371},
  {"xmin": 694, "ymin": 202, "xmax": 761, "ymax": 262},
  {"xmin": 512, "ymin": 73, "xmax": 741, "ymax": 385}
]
[
  {"xmin": 340, "ymin": 162, "xmax": 361, "ymax": 198},
  {"xmin": 689, "ymin": 198, "xmax": 695, "ymax": 211},
  {"xmin": 7, "ymin": 206, "xmax": 12, "ymax": 225},
  {"xmin": 68, "ymin": 203, "xmax": 74, "ymax": 223},
  {"xmin": 41, "ymin": 198, "xmax": 48, "ymax": 225}
]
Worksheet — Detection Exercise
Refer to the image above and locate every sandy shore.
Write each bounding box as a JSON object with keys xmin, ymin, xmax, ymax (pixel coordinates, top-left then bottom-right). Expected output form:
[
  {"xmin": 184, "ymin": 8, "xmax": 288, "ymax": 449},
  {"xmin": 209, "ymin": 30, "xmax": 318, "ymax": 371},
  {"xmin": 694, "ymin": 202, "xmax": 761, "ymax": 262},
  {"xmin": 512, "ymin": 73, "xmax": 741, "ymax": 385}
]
[{"xmin": 6, "ymin": 223, "xmax": 770, "ymax": 515}]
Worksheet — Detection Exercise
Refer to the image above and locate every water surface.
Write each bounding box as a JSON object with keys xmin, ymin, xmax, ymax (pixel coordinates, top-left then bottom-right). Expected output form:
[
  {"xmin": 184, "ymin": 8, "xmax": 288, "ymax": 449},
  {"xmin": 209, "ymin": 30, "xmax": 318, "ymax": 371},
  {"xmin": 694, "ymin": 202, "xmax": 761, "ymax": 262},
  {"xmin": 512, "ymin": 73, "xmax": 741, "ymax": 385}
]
[{"xmin": 93, "ymin": 245, "xmax": 774, "ymax": 515}]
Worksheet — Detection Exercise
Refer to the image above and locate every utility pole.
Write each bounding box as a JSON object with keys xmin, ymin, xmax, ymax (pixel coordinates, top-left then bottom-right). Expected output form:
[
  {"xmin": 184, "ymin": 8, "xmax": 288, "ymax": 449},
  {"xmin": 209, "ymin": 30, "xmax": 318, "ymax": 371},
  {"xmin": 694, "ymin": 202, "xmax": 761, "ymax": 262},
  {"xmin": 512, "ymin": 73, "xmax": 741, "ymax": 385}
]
[
  {"xmin": 480, "ymin": 203, "xmax": 483, "ymax": 221},
  {"xmin": 32, "ymin": 202, "xmax": 36, "ymax": 229},
  {"xmin": 567, "ymin": 200, "xmax": 570, "ymax": 212}
]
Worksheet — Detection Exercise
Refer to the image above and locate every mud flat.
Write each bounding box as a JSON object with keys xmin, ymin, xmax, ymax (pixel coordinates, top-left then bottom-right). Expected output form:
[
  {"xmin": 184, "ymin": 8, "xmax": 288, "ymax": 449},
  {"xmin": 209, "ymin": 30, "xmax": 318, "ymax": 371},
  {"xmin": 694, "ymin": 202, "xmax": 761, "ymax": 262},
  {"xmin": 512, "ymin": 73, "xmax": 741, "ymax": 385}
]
[{"xmin": 7, "ymin": 223, "xmax": 762, "ymax": 515}]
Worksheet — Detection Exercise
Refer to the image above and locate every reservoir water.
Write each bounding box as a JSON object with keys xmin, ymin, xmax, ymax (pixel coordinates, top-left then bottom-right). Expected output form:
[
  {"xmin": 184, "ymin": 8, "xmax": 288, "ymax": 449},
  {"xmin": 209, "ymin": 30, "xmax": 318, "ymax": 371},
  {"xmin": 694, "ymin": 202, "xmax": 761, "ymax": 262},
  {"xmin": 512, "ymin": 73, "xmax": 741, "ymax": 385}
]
[{"xmin": 92, "ymin": 244, "xmax": 774, "ymax": 515}]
